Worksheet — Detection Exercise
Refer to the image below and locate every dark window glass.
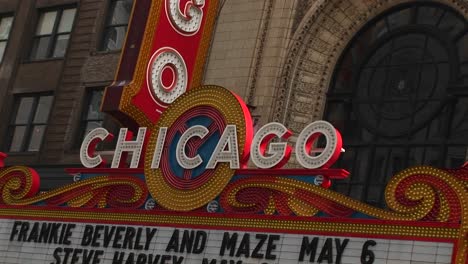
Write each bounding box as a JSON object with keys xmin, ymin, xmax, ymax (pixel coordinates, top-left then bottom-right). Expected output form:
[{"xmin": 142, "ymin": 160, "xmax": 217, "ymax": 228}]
[
  {"xmin": 101, "ymin": 0, "xmax": 133, "ymax": 51},
  {"xmin": 30, "ymin": 7, "xmax": 76, "ymax": 60},
  {"xmin": 7, "ymin": 95, "xmax": 54, "ymax": 152},
  {"xmin": 52, "ymin": 34, "xmax": 70, "ymax": 57},
  {"xmin": 325, "ymin": 3, "xmax": 468, "ymax": 207},
  {"xmin": 80, "ymin": 89, "xmax": 119, "ymax": 150},
  {"xmin": 0, "ymin": 15, "xmax": 13, "ymax": 62}
]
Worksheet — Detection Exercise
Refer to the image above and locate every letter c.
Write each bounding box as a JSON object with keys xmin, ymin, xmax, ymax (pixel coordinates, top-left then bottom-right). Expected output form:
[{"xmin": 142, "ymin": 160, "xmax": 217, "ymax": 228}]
[{"xmin": 176, "ymin": 125, "xmax": 209, "ymax": 169}]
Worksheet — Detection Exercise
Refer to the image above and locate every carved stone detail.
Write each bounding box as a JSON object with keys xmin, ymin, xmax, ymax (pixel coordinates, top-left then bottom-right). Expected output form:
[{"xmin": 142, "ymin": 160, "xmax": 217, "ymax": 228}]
[
  {"xmin": 293, "ymin": 0, "xmax": 314, "ymax": 33},
  {"xmin": 271, "ymin": 0, "xmax": 468, "ymax": 135}
]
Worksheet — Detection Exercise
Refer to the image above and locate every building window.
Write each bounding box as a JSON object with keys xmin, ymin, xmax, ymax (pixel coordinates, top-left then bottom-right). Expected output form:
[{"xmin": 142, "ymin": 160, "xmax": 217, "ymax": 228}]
[
  {"xmin": 81, "ymin": 89, "xmax": 105, "ymax": 138},
  {"xmin": 30, "ymin": 7, "xmax": 76, "ymax": 60},
  {"xmin": 8, "ymin": 94, "xmax": 54, "ymax": 152},
  {"xmin": 101, "ymin": 0, "xmax": 133, "ymax": 51},
  {"xmin": 0, "ymin": 15, "xmax": 13, "ymax": 63},
  {"xmin": 324, "ymin": 3, "xmax": 468, "ymax": 207},
  {"xmin": 80, "ymin": 89, "xmax": 119, "ymax": 149}
]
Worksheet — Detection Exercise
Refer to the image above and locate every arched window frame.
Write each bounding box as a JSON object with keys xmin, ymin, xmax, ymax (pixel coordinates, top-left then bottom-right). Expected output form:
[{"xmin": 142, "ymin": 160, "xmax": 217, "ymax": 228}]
[{"xmin": 324, "ymin": 2, "xmax": 468, "ymax": 207}]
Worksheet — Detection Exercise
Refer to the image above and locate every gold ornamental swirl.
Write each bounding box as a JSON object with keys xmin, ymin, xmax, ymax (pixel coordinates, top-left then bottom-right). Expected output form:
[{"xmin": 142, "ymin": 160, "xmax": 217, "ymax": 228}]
[
  {"xmin": 0, "ymin": 166, "xmax": 148, "ymax": 208},
  {"xmin": 222, "ymin": 166, "xmax": 468, "ymax": 222},
  {"xmin": 0, "ymin": 166, "xmax": 40, "ymax": 203},
  {"xmin": 221, "ymin": 166, "xmax": 468, "ymax": 263}
]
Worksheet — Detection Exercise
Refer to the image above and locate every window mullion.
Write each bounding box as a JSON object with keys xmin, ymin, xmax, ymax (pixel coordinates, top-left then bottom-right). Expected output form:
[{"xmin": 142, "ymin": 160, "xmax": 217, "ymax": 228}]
[
  {"xmin": 435, "ymin": 10, "xmax": 447, "ymax": 27},
  {"xmin": 100, "ymin": 0, "xmax": 132, "ymax": 51},
  {"xmin": 86, "ymin": 118, "xmax": 105, "ymax": 122},
  {"xmin": 22, "ymin": 96, "xmax": 39, "ymax": 152},
  {"xmin": 454, "ymin": 28, "xmax": 468, "ymax": 42},
  {"xmin": 410, "ymin": 6, "xmax": 418, "ymax": 24},
  {"xmin": 48, "ymin": 9, "xmax": 63, "ymax": 58},
  {"xmin": 108, "ymin": 23, "xmax": 128, "ymax": 28},
  {"xmin": 444, "ymin": 97, "xmax": 458, "ymax": 143},
  {"xmin": 6, "ymin": 125, "xmax": 15, "ymax": 151}
]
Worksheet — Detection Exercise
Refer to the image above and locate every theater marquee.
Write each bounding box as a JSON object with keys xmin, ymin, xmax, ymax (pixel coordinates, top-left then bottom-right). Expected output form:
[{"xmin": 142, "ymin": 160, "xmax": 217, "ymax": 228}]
[{"xmin": 0, "ymin": 1, "xmax": 467, "ymax": 264}]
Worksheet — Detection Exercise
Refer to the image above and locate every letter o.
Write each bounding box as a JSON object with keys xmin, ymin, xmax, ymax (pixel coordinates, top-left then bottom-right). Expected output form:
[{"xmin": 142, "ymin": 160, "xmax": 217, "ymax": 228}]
[
  {"xmin": 295, "ymin": 121, "xmax": 343, "ymax": 169},
  {"xmin": 147, "ymin": 47, "xmax": 188, "ymax": 105}
]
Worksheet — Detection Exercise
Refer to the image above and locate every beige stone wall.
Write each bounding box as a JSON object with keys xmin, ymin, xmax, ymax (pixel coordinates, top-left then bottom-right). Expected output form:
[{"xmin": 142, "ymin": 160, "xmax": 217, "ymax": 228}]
[
  {"xmin": 204, "ymin": 0, "xmax": 268, "ymax": 98},
  {"xmin": 204, "ymin": 0, "xmax": 298, "ymax": 128},
  {"xmin": 248, "ymin": 0, "xmax": 298, "ymax": 126}
]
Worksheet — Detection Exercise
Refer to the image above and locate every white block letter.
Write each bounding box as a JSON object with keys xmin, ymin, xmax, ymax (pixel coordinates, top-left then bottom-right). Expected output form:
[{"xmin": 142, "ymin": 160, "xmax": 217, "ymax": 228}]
[
  {"xmin": 166, "ymin": 0, "xmax": 205, "ymax": 35},
  {"xmin": 251, "ymin": 122, "xmax": 292, "ymax": 169},
  {"xmin": 80, "ymin": 128, "xmax": 113, "ymax": 168},
  {"xmin": 151, "ymin": 127, "xmax": 168, "ymax": 169},
  {"xmin": 206, "ymin": 125, "xmax": 239, "ymax": 169},
  {"xmin": 112, "ymin": 127, "xmax": 147, "ymax": 168},
  {"xmin": 295, "ymin": 121, "xmax": 343, "ymax": 169},
  {"xmin": 176, "ymin": 125, "xmax": 208, "ymax": 169},
  {"xmin": 147, "ymin": 48, "xmax": 188, "ymax": 105}
]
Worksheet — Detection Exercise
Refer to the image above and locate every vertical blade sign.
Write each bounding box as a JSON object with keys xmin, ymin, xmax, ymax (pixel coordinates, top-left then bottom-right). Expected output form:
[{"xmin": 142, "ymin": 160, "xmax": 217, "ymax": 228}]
[{"xmin": 102, "ymin": 0, "xmax": 219, "ymax": 128}]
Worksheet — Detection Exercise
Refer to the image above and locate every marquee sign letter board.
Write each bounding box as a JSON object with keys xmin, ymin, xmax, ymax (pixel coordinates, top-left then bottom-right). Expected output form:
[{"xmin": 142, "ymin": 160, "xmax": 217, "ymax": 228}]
[{"xmin": 1, "ymin": 1, "xmax": 468, "ymax": 264}]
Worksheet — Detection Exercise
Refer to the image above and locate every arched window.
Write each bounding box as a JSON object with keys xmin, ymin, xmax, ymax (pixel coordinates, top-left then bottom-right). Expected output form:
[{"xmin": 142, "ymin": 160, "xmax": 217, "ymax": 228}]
[{"xmin": 324, "ymin": 3, "xmax": 468, "ymax": 207}]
